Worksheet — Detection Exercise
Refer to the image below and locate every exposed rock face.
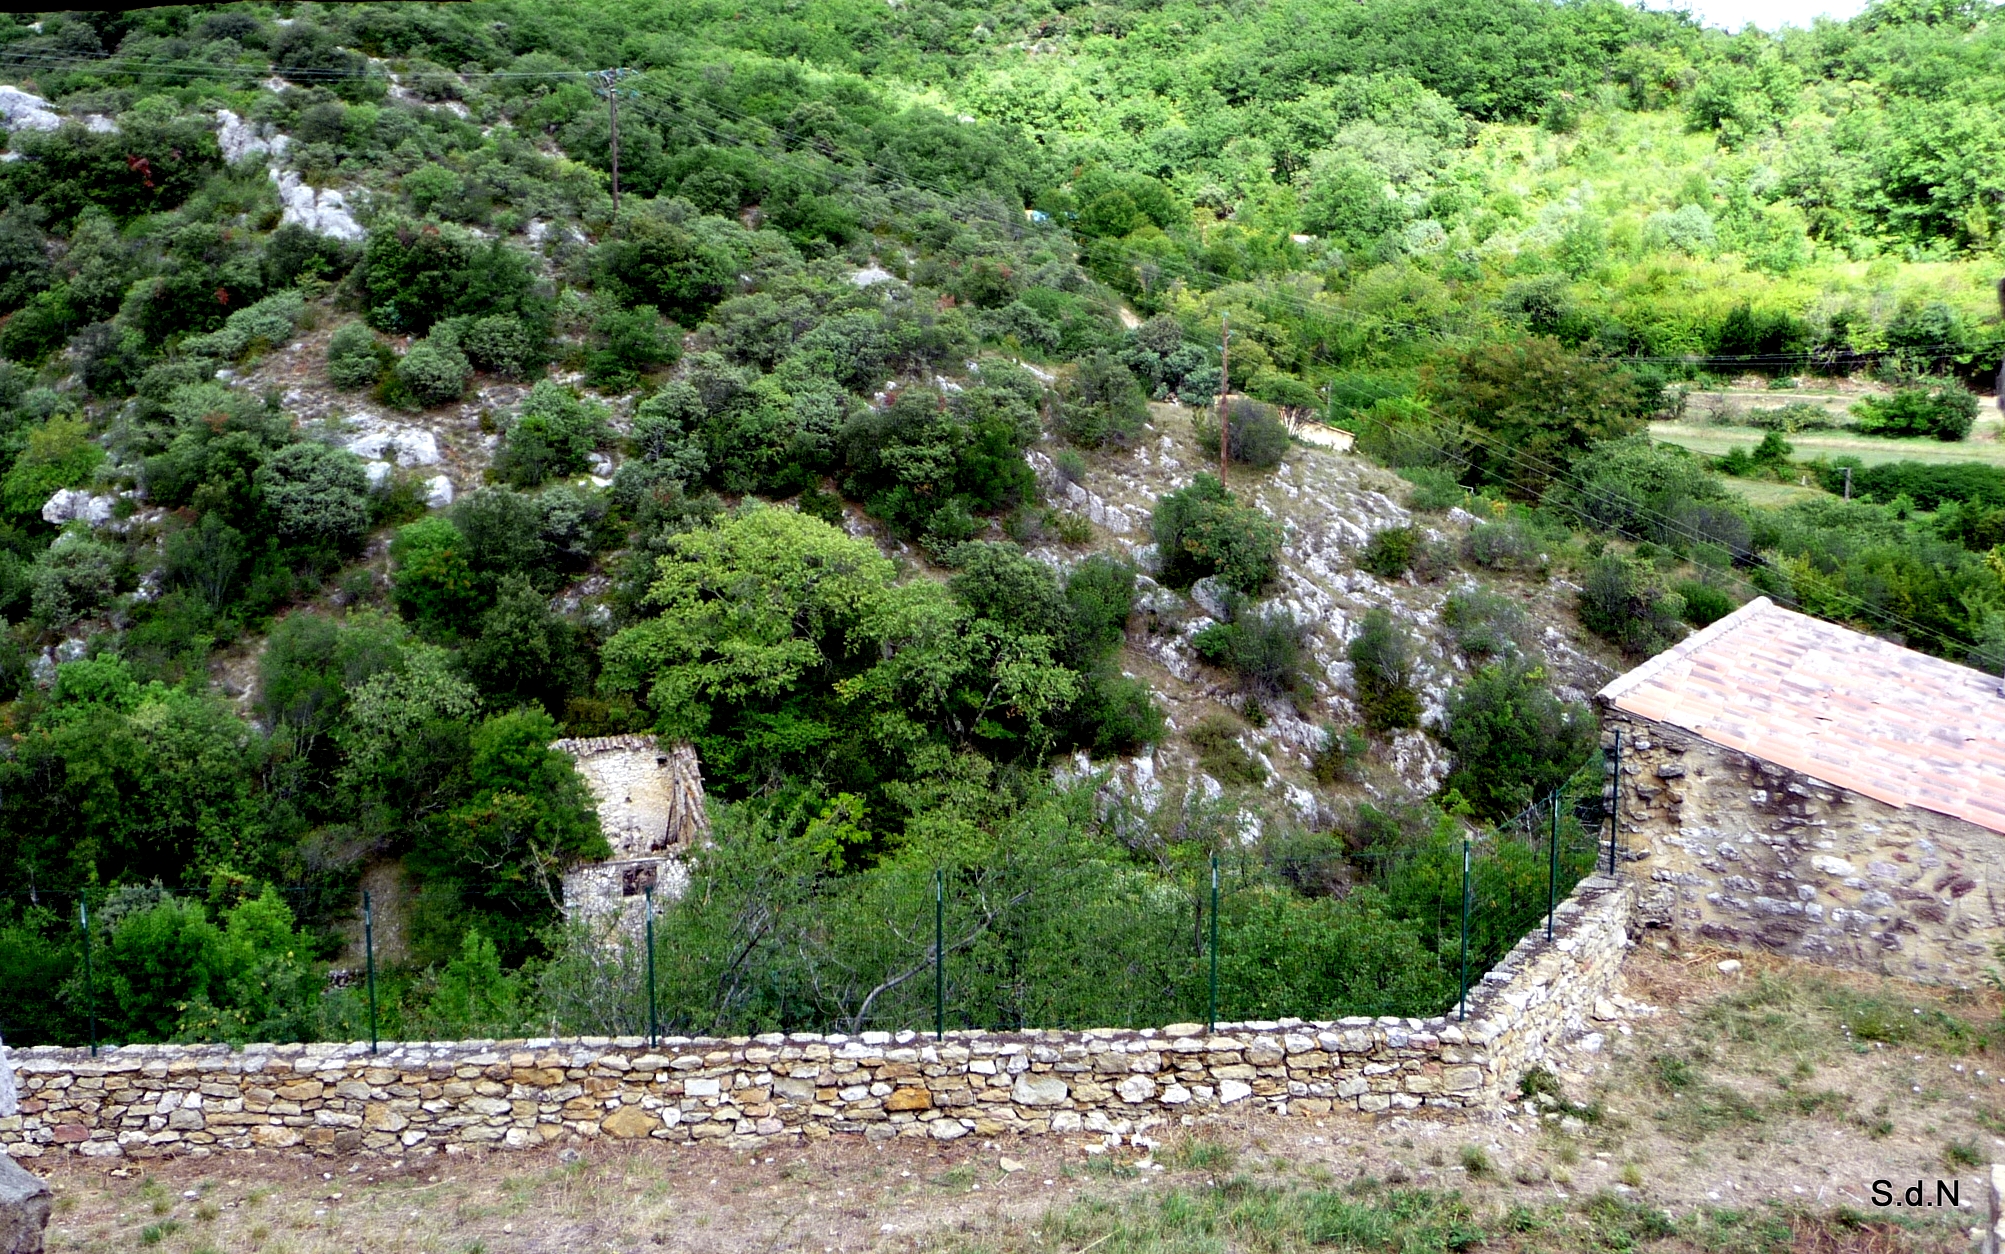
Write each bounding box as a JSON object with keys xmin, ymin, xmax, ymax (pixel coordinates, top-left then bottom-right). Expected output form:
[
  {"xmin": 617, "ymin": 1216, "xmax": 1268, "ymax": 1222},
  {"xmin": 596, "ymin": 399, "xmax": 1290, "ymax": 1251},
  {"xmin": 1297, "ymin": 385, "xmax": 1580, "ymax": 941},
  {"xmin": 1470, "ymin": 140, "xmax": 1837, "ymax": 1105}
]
[
  {"xmin": 0, "ymin": 1153, "xmax": 49, "ymax": 1254},
  {"xmin": 0, "ymin": 88, "xmax": 60, "ymax": 134},
  {"xmin": 39, "ymin": 489, "xmax": 113, "ymax": 527},
  {"xmin": 0, "ymin": 877, "xmax": 1631, "ymax": 1156},
  {"xmin": 1602, "ymin": 708, "xmax": 2003, "ymax": 984},
  {"xmin": 272, "ymin": 169, "xmax": 363, "ymax": 241},
  {"xmin": 556, "ymin": 736, "xmax": 711, "ymax": 936}
]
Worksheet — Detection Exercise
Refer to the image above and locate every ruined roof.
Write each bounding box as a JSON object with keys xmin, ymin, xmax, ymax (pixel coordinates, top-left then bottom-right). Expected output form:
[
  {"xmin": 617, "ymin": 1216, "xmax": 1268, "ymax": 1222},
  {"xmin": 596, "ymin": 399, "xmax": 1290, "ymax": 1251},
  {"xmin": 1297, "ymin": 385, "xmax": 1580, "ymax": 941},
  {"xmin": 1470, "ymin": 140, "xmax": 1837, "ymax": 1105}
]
[{"xmin": 1596, "ymin": 597, "xmax": 2005, "ymax": 835}]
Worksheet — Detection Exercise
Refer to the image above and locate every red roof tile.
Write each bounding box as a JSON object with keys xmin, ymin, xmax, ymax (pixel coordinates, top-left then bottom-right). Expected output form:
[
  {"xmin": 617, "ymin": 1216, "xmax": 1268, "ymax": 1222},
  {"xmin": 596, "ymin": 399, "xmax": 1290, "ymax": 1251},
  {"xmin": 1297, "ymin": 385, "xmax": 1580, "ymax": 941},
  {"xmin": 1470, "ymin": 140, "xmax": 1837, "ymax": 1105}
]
[{"xmin": 1597, "ymin": 597, "xmax": 2005, "ymax": 834}]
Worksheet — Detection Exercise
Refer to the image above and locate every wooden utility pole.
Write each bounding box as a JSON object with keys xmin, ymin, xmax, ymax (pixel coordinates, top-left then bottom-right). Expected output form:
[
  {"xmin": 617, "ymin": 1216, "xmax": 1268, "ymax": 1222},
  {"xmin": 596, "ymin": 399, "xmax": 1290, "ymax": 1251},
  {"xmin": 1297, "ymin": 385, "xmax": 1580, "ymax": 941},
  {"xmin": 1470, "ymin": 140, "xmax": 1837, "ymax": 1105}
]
[
  {"xmin": 1217, "ymin": 313, "xmax": 1231, "ymax": 480},
  {"xmin": 597, "ymin": 69, "xmax": 636, "ymax": 214}
]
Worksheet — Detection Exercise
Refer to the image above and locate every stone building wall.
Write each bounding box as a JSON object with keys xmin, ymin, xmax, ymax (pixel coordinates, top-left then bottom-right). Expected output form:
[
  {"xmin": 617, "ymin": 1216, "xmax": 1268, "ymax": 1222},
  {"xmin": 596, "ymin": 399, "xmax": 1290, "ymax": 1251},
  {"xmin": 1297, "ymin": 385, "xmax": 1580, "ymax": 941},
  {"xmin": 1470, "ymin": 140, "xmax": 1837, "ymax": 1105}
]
[
  {"xmin": 0, "ymin": 880, "xmax": 1632, "ymax": 1160},
  {"xmin": 553, "ymin": 735, "xmax": 709, "ymax": 937},
  {"xmin": 1602, "ymin": 708, "xmax": 2005, "ymax": 985}
]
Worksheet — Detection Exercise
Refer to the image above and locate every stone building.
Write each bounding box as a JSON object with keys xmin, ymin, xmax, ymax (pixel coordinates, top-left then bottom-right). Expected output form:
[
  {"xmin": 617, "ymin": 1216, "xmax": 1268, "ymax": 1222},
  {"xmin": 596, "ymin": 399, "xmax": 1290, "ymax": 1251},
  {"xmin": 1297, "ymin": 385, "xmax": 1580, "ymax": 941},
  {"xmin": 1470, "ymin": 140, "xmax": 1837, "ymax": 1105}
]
[
  {"xmin": 552, "ymin": 735, "xmax": 709, "ymax": 937},
  {"xmin": 1596, "ymin": 596, "xmax": 2005, "ymax": 984}
]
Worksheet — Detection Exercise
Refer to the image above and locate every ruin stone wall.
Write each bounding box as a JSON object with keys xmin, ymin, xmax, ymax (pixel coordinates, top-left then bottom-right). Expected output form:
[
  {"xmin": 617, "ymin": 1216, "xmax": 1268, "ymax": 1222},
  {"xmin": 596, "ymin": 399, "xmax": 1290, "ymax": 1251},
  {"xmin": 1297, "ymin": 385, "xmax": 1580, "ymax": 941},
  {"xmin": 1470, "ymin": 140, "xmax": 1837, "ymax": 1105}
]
[
  {"xmin": 0, "ymin": 879, "xmax": 1630, "ymax": 1161},
  {"xmin": 1603, "ymin": 708, "xmax": 2004, "ymax": 985}
]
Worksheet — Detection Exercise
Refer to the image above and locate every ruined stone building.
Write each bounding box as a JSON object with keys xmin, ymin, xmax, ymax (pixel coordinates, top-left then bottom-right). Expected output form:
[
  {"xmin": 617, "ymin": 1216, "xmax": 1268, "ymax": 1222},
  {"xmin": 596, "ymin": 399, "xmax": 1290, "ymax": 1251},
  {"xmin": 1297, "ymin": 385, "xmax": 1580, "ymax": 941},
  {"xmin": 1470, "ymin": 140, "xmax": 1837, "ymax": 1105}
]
[
  {"xmin": 1596, "ymin": 596, "xmax": 2005, "ymax": 985},
  {"xmin": 552, "ymin": 735, "xmax": 709, "ymax": 937}
]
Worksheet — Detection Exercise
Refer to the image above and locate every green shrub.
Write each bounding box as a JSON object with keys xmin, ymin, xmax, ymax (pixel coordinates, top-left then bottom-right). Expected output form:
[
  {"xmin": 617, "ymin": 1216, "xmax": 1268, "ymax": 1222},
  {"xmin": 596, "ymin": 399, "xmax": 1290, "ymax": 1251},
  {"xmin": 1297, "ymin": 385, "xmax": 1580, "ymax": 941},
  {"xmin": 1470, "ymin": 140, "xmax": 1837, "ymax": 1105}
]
[
  {"xmin": 396, "ymin": 336, "xmax": 472, "ymax": 408},
  {"xmin": 1062, "ymin": 555, "xmax": 1137, "ymax": 666},
  {"xmin": 181, "ymin": 289, "xmax": 305, "ymax": 360},
  {"xmin": 1152, "ymin": 474, "xmax": 1282, "ymax": 594},
  {"xmin": 326, "ymin": 322, "xmax": 389, "ymax": 390},
  {"xmin": 450, "ymin": 314, "xmax": 535, "ymax": 378},
  {"xmin": 1361, "ymin": 526, "xmax": 1419, "ymax": 578},
  {"xmin": 1186, "ymin": 711, "xmax": 1266, "ymax": 786},
  {"xmin": 1192, "ymin": 610, "xmax": 1310, "ymax": 699},
  {"xmin": 587, "ymin": 304, "xmax": 680, "ymax": 389},
  {"xmin": 1440, "ymin": 661, "xmax": 1595, "ymax": 818},
  {"xmin": 1312, "ymin": 724, "xmax": 1369, "ymax": 784},
  {"xmin": 252, "ymin": 442, "xmax": 372, "ymax": 551},
  {"xmin": 1674, "ymin": 580, "xmax": 1736, "ymax": 627},
  {"xmin": 1441, "ymin": 588, "xmax": 1534, "ymax": 659},
  {"xmin": 30, "ymin": 533, "xmax": 119, "ymax": 628},
  {"xmin": 1348, "ymin": 607, "xmax": 1420, "ymax": 731},
  {"xmin": 1852, "ymin": 383, "xmax": 1978, "ymax": 441},
  {"xmin": 1058, "ymin": 350, "xmax": 1147, "ymax": 448},
  {"xmin": 1069, "ymin": 668, "xmax": 1165, "ymax": 756},
  {"xmin": 1192, "ymin": 397, "xmax": 1291, "ymax": 470},
  {"xmin": 1578, "ymin": 554, "xmax": 1684, "ymax": 656},
  {"xmin": 1399, "ymin": 467, "xmax": 1466, "ymax": 511},
  {"xmin": 2, "ymin": 414, "xmax": 103, "ymax": 515},
  {"xmin": 390, "ymin": 515, "xmax": 478, "ymax": 636},
  {"xmin": 497, "ymin": 381, "xmax": 609, "ymax": 487}
]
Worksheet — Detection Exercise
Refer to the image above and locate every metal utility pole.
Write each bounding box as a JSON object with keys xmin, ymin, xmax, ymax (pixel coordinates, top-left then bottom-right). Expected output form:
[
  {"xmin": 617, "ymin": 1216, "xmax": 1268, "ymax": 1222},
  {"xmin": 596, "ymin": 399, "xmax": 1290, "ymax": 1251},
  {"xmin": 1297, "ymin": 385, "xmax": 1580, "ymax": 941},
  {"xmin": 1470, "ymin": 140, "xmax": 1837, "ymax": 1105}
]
[
  {"xmin": 80, "ymin": 895, "xmax": 95, "ymax": 1058},
  {"xmin": 934, "ymin": 869, "xmax": 945, "ymax": 1043},
  {"xmin": 1207, "ymin": 853, "xmax": 1220, "ymax": 1032},
  {"xmin": 1843, "ymin": 467, "xmax": 1852, "ymax": 501},
  {"xmin": 645, "ymin": 884, "xmax": 658, "ymax": 1048},
  {"xmin": 1217, "ymin": 314, "xmax": 1231, "ymax": 480},
  {"xmin": 1458, "ymin": 838, "xmax": 1472, "ymax": 1023},
  {"xmin": 1547, "ymin": 789, "xmax": 1560, "ymax": 941},
  {"xmin": 364, "ymin": 890, "xmax": 378, "ymax": 1055}
]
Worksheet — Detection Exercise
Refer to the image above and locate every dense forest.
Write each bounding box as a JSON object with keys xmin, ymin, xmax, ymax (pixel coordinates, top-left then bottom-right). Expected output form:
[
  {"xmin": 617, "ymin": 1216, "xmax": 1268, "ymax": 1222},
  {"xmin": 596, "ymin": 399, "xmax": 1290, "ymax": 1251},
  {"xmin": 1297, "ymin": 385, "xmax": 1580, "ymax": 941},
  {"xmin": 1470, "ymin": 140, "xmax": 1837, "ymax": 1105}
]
[{"xmin": 0, "ymin": 0, "xmax": 2000, "ymax": 1047}]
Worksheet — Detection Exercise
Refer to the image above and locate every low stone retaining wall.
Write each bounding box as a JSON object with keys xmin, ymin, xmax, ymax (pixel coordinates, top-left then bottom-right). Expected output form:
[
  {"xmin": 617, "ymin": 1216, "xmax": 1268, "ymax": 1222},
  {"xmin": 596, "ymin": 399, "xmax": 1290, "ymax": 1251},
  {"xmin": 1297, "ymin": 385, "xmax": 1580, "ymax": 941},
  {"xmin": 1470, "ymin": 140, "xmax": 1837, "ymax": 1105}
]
[{"xmin": 0, "ymin": 877, "xmax": 1632, "ymax": 1160}]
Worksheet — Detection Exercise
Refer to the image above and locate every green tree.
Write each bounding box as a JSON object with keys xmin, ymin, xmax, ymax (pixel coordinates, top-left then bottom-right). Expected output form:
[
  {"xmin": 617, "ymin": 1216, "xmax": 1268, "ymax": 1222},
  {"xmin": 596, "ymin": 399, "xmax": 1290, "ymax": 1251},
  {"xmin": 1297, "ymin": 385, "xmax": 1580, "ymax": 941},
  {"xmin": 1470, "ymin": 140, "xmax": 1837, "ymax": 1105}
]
[
  {"xmin": 1151, "ymin": 474, "xmax": 1283, "ymax": 594},
  {"xmin": 1429, "ymin": 337, "xmax": 1648, "ymax": 498},
  {"xmin": 1439, "ymin": 662, "xmax": 1595, "ymax": 818}
]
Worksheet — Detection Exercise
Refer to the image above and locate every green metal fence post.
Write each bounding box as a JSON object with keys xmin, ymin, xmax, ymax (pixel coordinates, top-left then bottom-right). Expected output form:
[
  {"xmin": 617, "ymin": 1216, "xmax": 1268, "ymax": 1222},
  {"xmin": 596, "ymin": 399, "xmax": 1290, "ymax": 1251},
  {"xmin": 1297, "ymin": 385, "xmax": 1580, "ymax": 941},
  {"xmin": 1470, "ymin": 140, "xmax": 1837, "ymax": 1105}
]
[
  {"xmin": 645, "ymin": 884, "xmax": 658, "ymax": 1048},
  {"xmin": 1547, "ymin": 788, "xmax": 1560, "ymax": 940},
  {"xmin": 1207, "ymin": 853, "xmax": 1220, "ymax": 1032},
  {"xmin": 1458, "ymin": 838, "xmax": 1471, "ymax": 1023},
  {"xmin": 934, "ymin": 868, "xmax": 945, "ymax": 1043},
  {"xmin": 363, "ymin": 890, "xmax": 378, "ymax": 1055},
  {"xmin": 80, "ymin": 895, "xmax": 95, "ymax": 1058},
  {"xmin": 1607, "ymin": 730, "xmax": 1622, "ymax": 875}
]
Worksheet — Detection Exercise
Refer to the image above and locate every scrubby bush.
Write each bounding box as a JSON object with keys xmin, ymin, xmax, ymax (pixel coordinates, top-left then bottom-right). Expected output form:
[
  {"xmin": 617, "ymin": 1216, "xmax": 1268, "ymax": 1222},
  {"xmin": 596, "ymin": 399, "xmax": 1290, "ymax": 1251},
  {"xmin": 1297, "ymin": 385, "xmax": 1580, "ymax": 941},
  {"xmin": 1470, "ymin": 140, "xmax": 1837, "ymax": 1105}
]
[
  {"xmin": 1152, "ymin": 474, "xmax": 1282, "ymax": 595},
  {"xmin": 30, "ymin": 534, "xmax": 119, "ymax": 627},
  {"xmin": 1057, "ymin": 350, "xmax": 1147, "ymax": 448},
  {"xmin": 1348, "ymin": 607, "xmax": 1420, "ymax": 731},
  {"xmin": 396, "ymin": 336, "xmax": 472, "ymax": 408},
  {"xmin": 1067, "ymin": 669, "xmax": 1165, "ymax": 756},
  {"xmin": 390, "ymin": 516, "xmax": 478, "ymax": 636},
  {"xmin": 1399, "ymin": 467, "xmax": 1466, "ymax": 511},
  {"xmin": 326, "ymin": 322, "xmax": 389, "ymax": 390},
  {"xmin": 1674, "ymin": 579, "xmax": 1736, "ymax": 627},
  {"xmin": 1440, "ymin": 662, "xmax": 1596, "ymax": 818},
  {"xmin": 1851, "ymin": 383, "xmax": 1978, "ymax": 441},
  {"xmin": 587, "ymin": 305, "xmax": 680, "ymax": 389},
  {"xmin": 448, "ymin": 314, "xmax": 535, "ymax": 378},
  {"xmin": 2, "ymin": 414, "xmax": 103, "ymax": 515},
  {"xmin": 1361, "ymin": 526, "xmax": 1420, "ymax": 579},
  {"xmin": 498, "ymin": 381, "xmax": 609, "ymax": 487},
  {"xmin": 252, "ymin": 442, "xmax": 372, "ymax": 551},
  {"xmin": 1186, "ymin": 711, "xmax": 1266, "ymax": 786},
  {"xmin": 1312, "ymin": 725, "xmax": 1370, "ymax": 784},
  {"xmin": 629, "ymin": 382, "xmax": 709, "ymax": 486},
  {"xmin": 1193, "ymin": 398, "xmax": 1290, "ymax": 470},
  {"xmin": 180, "ymin": 289, "xmax": 304, "ymax": 360},
  {"xmin": 1441, "ymin": 588, "xmax": 1535, "ymax": 659},
  {"xmin": 1192, "ymin": 610, "xmax": 1311, "ymax": 701},
  {"xmin": 1061, "ymin": 555, "xmax": 1137, "ymax": 665},
  {"xmin": 1464, "ymin": 517, "xmax": 1545, "ymax": 571},
  {"xmin": 1578, "ymin": 554, "xmax": 1684, "ymax": 656}
]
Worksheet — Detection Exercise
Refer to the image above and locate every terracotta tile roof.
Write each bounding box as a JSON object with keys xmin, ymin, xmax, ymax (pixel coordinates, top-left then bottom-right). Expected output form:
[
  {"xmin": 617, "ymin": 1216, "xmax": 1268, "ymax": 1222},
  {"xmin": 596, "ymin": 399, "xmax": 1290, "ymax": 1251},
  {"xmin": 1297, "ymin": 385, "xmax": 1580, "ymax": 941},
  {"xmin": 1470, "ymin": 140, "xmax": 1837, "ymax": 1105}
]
[{"xmin": 1596, "ymin": 597, "xmax": 2005, "ymax": 834}]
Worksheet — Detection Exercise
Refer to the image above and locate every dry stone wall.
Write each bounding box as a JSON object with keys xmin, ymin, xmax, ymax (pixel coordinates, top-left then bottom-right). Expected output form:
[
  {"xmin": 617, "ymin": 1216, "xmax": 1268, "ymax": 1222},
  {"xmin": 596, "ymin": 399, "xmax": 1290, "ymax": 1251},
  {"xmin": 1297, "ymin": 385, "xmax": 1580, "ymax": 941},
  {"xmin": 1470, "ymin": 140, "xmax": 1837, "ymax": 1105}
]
[
  {"xmin": 0, "ymin": 879, "xmax": 1630, "ymax": 1161},
  {"xmin": 1603, "ymin": 710, "xmax": 2005, "ymax": 986}
]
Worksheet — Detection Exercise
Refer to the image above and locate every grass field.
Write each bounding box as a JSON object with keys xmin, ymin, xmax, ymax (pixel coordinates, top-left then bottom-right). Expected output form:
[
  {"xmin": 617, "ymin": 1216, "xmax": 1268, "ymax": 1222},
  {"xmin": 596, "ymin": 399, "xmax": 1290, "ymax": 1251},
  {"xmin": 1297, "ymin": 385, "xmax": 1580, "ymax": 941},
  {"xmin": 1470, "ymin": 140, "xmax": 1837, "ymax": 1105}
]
[{"xmin": 1652, "ymin": 420, "xmax": 2005, "ymax": 468}]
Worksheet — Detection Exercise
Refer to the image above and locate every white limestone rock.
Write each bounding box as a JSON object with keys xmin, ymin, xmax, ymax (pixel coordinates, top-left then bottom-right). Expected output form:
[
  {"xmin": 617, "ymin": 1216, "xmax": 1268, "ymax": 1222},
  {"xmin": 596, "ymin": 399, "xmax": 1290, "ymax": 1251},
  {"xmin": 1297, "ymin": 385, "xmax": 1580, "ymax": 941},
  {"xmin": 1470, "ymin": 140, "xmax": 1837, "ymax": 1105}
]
[
  {"xmin": 424, "ymin": 475, "xmax": 454, "ymax": 508},
  {"xmin": 341, "ymin": 416, "xmax": 441, "ymax": 466},
  {"xmin": 0, "ymin": 86, "xmax": 61, "ymax": 134},
  {"xmin": 272, "ymin": 168, "xmax": 363, "ymax": 241},
  {"xmin": 40, "ymin": 489, "xmax": 113, "ymax": 527}
]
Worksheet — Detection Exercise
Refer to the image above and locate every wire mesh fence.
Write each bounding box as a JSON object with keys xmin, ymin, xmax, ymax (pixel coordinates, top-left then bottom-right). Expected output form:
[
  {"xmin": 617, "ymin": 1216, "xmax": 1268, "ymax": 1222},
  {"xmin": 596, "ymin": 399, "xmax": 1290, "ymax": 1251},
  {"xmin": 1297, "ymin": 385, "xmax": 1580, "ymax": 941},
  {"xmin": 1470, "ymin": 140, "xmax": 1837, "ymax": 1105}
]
[{"xmin": 0, "ymin": 753, "xmax": 1624, "ymax": 1051}]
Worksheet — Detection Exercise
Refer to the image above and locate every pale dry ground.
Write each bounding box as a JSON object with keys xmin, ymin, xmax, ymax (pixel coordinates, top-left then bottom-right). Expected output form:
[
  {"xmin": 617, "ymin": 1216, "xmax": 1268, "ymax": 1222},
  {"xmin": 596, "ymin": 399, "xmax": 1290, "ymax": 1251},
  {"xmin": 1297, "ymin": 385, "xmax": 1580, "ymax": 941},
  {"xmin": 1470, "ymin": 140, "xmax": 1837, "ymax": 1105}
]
[{"xmin": 21, "ymin": 947, "xmax": 1995, "ymax": 1254}]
